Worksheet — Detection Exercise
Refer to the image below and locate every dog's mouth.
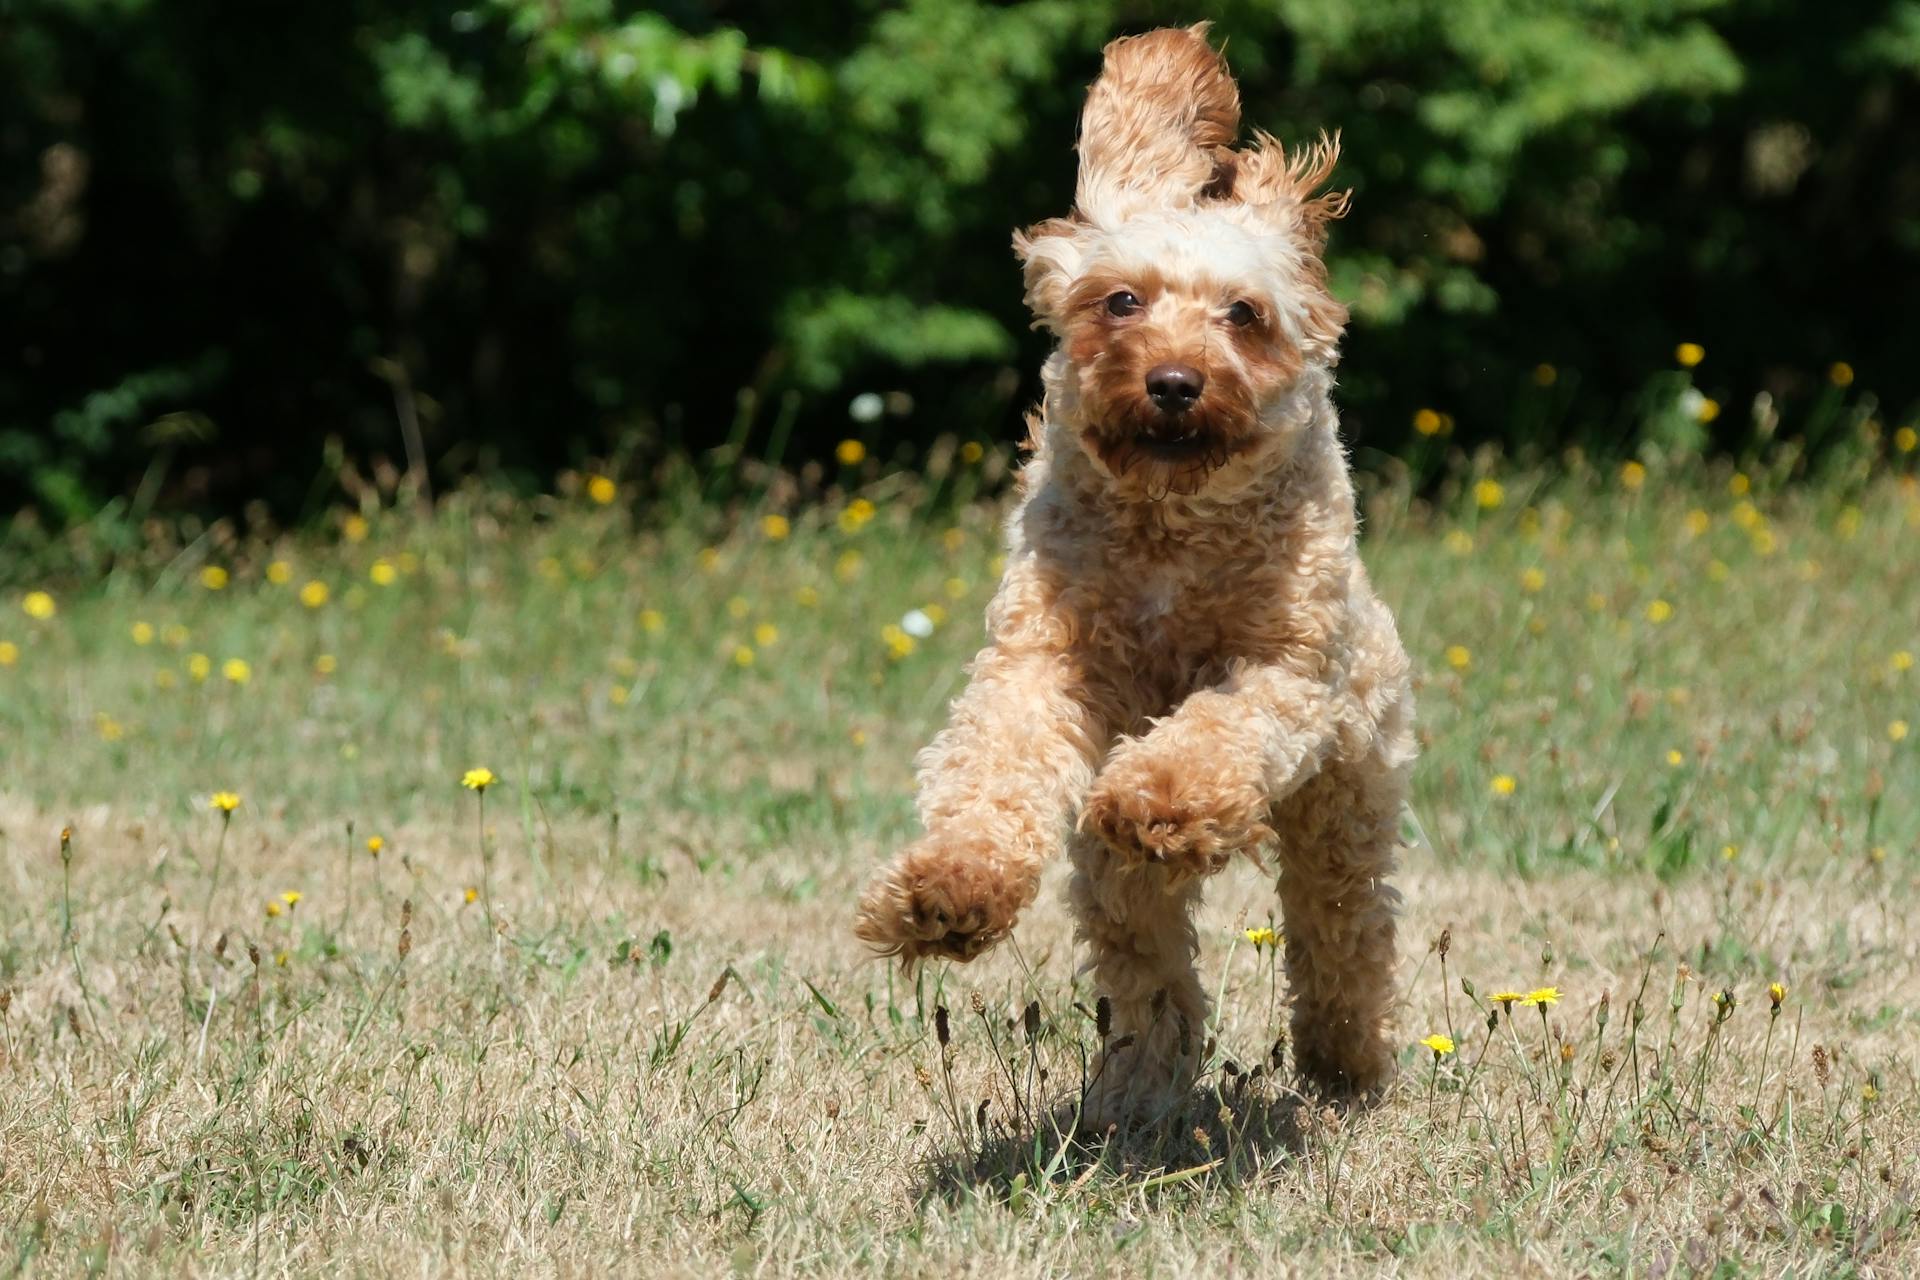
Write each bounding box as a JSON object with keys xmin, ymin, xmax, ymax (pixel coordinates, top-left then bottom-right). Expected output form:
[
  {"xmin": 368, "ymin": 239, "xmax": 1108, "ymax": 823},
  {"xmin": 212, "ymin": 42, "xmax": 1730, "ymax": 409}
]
[{"xmin": 1088, "ymin": 419, "xmax": 1238, "ymax": 495}]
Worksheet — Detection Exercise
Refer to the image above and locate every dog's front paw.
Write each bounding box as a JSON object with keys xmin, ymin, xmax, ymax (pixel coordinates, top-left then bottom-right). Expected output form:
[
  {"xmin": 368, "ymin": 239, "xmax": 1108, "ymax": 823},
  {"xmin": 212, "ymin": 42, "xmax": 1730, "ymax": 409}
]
[
  {"xmin": 1081, "ymin": 747, "xmax": 1273, "ymax": 879},
  {"xmin": 853, "ymin": 831, "xmax": 1033, "ymax": 965}
]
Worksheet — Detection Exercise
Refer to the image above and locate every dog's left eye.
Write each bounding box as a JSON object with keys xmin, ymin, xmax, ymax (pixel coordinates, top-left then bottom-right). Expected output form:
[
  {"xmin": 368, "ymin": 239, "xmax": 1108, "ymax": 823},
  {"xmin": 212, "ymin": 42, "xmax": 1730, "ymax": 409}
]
[
  {"xmin": 1105, "ymin": 291, "xmax": 1142, "ymax": 317},
  {"xmin": 1226, "ymin": 301, "xmax": 1259, "ymax": 327}
]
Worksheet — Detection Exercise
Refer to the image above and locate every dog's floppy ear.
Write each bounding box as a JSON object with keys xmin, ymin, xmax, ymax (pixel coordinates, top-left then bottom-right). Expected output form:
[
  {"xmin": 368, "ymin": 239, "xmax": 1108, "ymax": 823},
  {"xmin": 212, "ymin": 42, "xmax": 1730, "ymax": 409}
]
[
  {"xmin": 1223, "ymin": 130, "xmax": 1351, "ymax": 252},
  {"xmin": 1074, "ymin": 23, "xmax": 1241, "ymax": 226},
  {"xmin": 1225, "ymin": 130, "xmax": 1352, "ymax": 363},
  {"xmin": 1011, "ymin": 217, "xmax": 1083, "ymax": 334}
]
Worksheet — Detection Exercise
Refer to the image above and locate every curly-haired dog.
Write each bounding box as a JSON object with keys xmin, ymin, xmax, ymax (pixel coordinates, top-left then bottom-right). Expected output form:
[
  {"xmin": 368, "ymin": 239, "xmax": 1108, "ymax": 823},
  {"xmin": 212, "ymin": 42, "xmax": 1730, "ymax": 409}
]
[{"xmin": 855, "ymin": 24, "xmax": 1416, "ymax": 1122}]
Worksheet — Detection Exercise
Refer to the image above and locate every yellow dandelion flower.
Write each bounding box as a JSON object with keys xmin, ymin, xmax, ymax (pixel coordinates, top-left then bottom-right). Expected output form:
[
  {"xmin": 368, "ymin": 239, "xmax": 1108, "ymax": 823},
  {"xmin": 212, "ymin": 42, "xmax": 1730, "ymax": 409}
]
[
  {"xmin": 131, "ymin": 621, "xmax": 155, "ymax": 645},
  {"xmin": 1666, "ymin": 748, "xmax": 1685, "ymax": 766},
  {"xmin": 1524, "ymin": 987, "xmax": 1560, "ymax": 1007},
  {"xmin": 1490, "ymin": 774, "xmax": 1517, "ymax": 797},
  {"xmin": 1619, "ymin": 461, "xmax": 1647, "ymax": 492},
  {"xmin": 299, "ymin": 580, "xmax": 329, "ymax": 609},
  {"xmin": 1720, "ymin": 844, "xmax": 1738, "ymax": 861},
  {"xmin": 1675, "ymin": 342, "xmax": 1705, "ymax": 368},
  {"xmin": 1836, "ymin": 507, "xmax": 1862, "ymax": 539},
  {"xmin": 761, "ymin": 514, "xmax": 791, "ymax": 541},
  {"xmin": 1445, "ymin": 645, "xmax": 1471, "ymax": 671},
  {"xmin": 1892, "ymin": 650, "xmax": 1914, "ymax": 673},
  {"xmin": 639, "ymin": 609, "xmax": 665, "ymax": 634},
  {"xmin": 834, "ymin": 549, "xmax": 864, "ymax": 581},
  {"xmin": 835, "ymin": 439, "xmax": 867, "ymax": 466},
  {"xmin": 265, "ymin": 900, "xmax": 282, "ymax": 918},
  {"xmin": 274, "ymin": 951, "xmax": 289, "ymax": 967},
  {"xmin": 850, "ymin": 727, "xmax": 867, "ymax": 746},
  {"xmin": 1443, "ymin": 529, "xmax": 1474, "ymax": 556},
  {"xmin": 0, "ymin": 641, "xmax": 18, "ymax": 667},
  {"xmin": 837, "ymin": 498, "xmax": 877, "ymax": 534},
  {"xmin": 1520, "ymin": 567, "xmax": 1546, "ymax": 593},
  {"xmin": 1418, "ymin": 1033, "xmax": 1455, "ymax": 1056},
  {"xmin": 696, "ymin": 547, "xmax": 721, "ymax": 573},
  {"xmin": 209, "ymin": 791, "xmax": 241, "ymax": 813},
  {"xmin": 199, "ymin": 566, "xmax": 229, "ymax": 591},
  {"xmin": 1490, "ymin": 991, "xmax": 1525, "ymax": 1008},
  {"xmin": 941, "ymin": 527, "xmax": 967, "ymax": 552},
  {"xmin": 96, "ymin": 714, "xmax": 124, "ymax": 742},
  {"xmin": 1243, "ymin": 926, "xmax": 1279, "ymax": 948},
  {"xmin": 881, "ymin": 624, "xmax": 916, "ymax": 660},
  {"xmin": 1729, "ymin": 472, "xmax": 1750, "ymax": 497},
  {"xmin": 586, "ymin": 475, "xmax": 617, "ymax": 505},
  {"xmin": 960, "ymin": 441, "xmax": 985, "ymax": 464},
  {"xmin": 1695, "ymin": 397, "xmax": 1721, "ymax": 424},
  {"xmin": 1895, "ymin": 426, "xmax": 1918, "ymax": 454},
  {"xmin": 1828, "ymin": 361, "xmax": 1854, "ymax": 388},
  {"xmin": 314, "ymin": 654, "xmax": 337, "ymax": 675},
  {"xmin": 1768, "ymin": 981, "xmax": 1786, "ymax": 1008},
  {"xmin": 794, "ymin": 585, "xmax": 819, "ymax": 608},
  {"xmin": 1646, "ymin": 599, "xmax": 1673, "ymax": 624},
  {"xmin": 1413, "ymin": 408, "xmax": 1443, "ymax": 436},
  {"xmin": 369, "ymin": 559, "xmax": 397, "ymax": 586},
  {"xmin": 279, "ymin": 890, "xmax": 302, "ymax": 907},
  {"xmin": 924, "ymin": 603, "xmax": 948, "ymax": 626},
  {"xmin": 266, "ymin": 560, "xmax": 293, "ymax": 585},
  {"xmin": 461, "ymin": 767, "xmax": 496, "ymax": 791},
  {"xmin": 1862, "ymin": 1083, "xmax": 1878, "ymax": 1103},
  {"xmin": 753, "ymin": 622, "xmax": 779, "ymax": 647},
  {"xmin": 1684, "ymin": 509, "xmax": 1710, "ymax": 537},
  {"xmin": 221, "ymin": 657, "xmax": 251, "ymax": 684},
  {"xmin": 609, "ymin": 684, "xmax": 629, "ymax": 705},
  {"xmin": 1532, "ymin": 363, "xmax": 1557, "ymax": 387},
  {"xmin": 342, "ymin": 513, "xmax": 370, "ymax": 542},
  {"xmin": 732, "ymin": 644, "xmax": 755, "ymax": 667},
  {"xmin": 1891, "ymin": 720, "xmax": 1910, "ymax": 743},
  {"xmin": 464, "ymin": 886, "xmax": 479, "ymax": 904},
  {"xmin": 188, "ymin": 653, "xmax": 212, "ymax": 682},
  {"xmin": 1474, "ymin": 478, "xmax": 1505, "ymax": 510},
  {"xmin": 1751, "ymin": 527, "xmax": 1776, "ymax": 556},
  {"xmin": 367, "ymin": 836, "xmax": 384, "ymax": 856}
]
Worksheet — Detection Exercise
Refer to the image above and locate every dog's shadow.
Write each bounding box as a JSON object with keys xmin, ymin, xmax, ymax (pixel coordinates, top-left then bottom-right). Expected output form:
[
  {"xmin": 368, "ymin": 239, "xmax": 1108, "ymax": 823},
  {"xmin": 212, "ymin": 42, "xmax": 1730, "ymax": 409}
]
[{"xmin": 913, "ymin": 1078, "xmax": 1357, "ymax": 1208}]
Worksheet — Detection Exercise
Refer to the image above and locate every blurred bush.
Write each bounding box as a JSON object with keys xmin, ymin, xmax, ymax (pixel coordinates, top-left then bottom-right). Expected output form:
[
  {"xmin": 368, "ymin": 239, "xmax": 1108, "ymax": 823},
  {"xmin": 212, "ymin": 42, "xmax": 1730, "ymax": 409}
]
[{"xmin": 4, "ymin": 0, "xmax": 1917, "ymax": 520}]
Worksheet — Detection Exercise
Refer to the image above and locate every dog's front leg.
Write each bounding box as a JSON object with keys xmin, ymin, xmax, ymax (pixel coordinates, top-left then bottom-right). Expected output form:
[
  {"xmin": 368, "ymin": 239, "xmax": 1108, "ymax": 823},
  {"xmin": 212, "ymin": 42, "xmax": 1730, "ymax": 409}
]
[
  {"xmin": 1080, "ymin": 663, "xmax": 1335, "ymax": 877},
  {"xmin": 854, "ymin": 645, "xmax": 1102, "ymax": 964}
]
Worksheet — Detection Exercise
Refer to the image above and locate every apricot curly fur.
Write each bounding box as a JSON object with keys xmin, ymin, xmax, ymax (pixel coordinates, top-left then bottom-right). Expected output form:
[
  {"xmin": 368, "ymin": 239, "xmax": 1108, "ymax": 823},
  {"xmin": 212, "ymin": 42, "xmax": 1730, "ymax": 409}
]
[{"xmin": 854, "ymin": 24, "xmax": 1416, "ymax": 1120}]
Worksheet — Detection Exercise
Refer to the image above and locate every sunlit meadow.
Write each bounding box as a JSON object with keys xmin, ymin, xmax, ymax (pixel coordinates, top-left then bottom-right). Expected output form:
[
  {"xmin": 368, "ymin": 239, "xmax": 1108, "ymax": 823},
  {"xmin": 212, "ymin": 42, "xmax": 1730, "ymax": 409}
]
[{"xmin": 2, "ymin": 401, "xmax": 1918, "ymax": 1274}]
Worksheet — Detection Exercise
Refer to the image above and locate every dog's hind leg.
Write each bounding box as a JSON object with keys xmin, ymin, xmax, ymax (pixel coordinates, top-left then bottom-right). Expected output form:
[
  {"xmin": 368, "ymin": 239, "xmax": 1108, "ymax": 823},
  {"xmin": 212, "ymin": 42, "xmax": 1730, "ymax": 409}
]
[
  {"xmin": 1272, "ymin": 762, "xmax": 1403, "ymax": 1096},
  {"xmin": 1069, "ymin": 831, "xmax": 1208, "ymax": 1128}
]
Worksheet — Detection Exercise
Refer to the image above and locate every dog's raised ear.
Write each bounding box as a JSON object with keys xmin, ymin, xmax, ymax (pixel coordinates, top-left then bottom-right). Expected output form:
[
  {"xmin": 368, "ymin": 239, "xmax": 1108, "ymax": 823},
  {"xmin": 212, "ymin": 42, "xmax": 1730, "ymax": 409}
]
[{"xmin": 1074, "ymin": 23, "xmax": 1241, "ymax": 226}]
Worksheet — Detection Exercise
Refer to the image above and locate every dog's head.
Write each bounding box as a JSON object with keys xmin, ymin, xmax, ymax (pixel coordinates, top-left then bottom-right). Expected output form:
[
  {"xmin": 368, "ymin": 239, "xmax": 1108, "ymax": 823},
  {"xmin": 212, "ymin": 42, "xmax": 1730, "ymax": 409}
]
[{"xmin": 1014, "ymin": 25, "xmax": 1349, "ymax": 498}]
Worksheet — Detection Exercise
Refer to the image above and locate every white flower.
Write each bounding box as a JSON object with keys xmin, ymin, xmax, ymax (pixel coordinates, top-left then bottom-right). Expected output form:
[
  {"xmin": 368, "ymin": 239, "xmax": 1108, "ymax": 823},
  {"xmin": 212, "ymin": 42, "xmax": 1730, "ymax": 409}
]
[
  {"xmin": 849, "ymin": 392, "xmax": 885, "ymax": 423},
  {"xmin": 900, "ymin": 609, "xmax": 935, "ymax": 639}
]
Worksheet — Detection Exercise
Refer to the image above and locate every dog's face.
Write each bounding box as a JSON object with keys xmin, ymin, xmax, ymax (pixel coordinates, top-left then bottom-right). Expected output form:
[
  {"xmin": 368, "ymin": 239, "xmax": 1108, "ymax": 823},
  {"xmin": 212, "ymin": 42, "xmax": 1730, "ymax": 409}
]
[{"xmin": 1015, "ymin": 26, "xmax": 1349, "ymax": 498}]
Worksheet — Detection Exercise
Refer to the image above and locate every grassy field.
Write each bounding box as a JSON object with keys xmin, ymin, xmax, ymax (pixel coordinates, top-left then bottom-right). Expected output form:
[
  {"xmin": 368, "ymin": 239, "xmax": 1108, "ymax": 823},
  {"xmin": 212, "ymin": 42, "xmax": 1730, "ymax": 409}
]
[{"xmin": 1, "ymin": 455, "xmax": 1917, "ymax": 1275}]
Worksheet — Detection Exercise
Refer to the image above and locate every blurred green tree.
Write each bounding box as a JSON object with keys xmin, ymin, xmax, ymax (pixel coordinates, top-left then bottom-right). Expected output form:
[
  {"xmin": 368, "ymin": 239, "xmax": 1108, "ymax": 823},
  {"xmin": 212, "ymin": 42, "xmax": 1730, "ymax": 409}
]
[{"xmin": 3, "ymin": 0, "xmax": 1916, "ymax": 519}]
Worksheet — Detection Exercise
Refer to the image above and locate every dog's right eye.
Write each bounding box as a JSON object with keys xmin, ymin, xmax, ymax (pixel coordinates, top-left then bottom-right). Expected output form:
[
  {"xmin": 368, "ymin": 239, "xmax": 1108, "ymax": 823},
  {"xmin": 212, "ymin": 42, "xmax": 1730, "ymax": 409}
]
[{"xmin": 1105, "ymin": 291, "xmax": 1141, "ymax": 317}]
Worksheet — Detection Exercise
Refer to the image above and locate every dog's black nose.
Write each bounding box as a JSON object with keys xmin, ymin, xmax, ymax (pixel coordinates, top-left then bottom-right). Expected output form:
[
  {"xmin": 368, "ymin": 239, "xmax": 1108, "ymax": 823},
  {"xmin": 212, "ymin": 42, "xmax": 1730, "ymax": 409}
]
[{"xmin": 1145, "ymin": 363, "xmax": 1205, "ymax": 413}]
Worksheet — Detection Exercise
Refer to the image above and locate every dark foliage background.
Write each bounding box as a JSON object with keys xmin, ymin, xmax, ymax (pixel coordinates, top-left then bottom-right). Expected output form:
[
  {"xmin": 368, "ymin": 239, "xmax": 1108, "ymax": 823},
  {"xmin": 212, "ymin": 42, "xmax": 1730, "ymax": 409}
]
[{"xmin": 5, "ymin": 0, "xmax": 1919, "ymax": 521}]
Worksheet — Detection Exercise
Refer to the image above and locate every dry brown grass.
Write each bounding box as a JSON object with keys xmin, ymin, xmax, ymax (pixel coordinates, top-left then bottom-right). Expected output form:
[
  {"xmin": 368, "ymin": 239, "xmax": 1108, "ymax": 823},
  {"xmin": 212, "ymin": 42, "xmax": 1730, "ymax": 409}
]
[
  {"xmin": 2, "ymin": 468, "xmax": 1916, "ymax": 1274},
  {"xmin": 3, "ymin": 796, "xmax": 1914, "ymax": 1276}
]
